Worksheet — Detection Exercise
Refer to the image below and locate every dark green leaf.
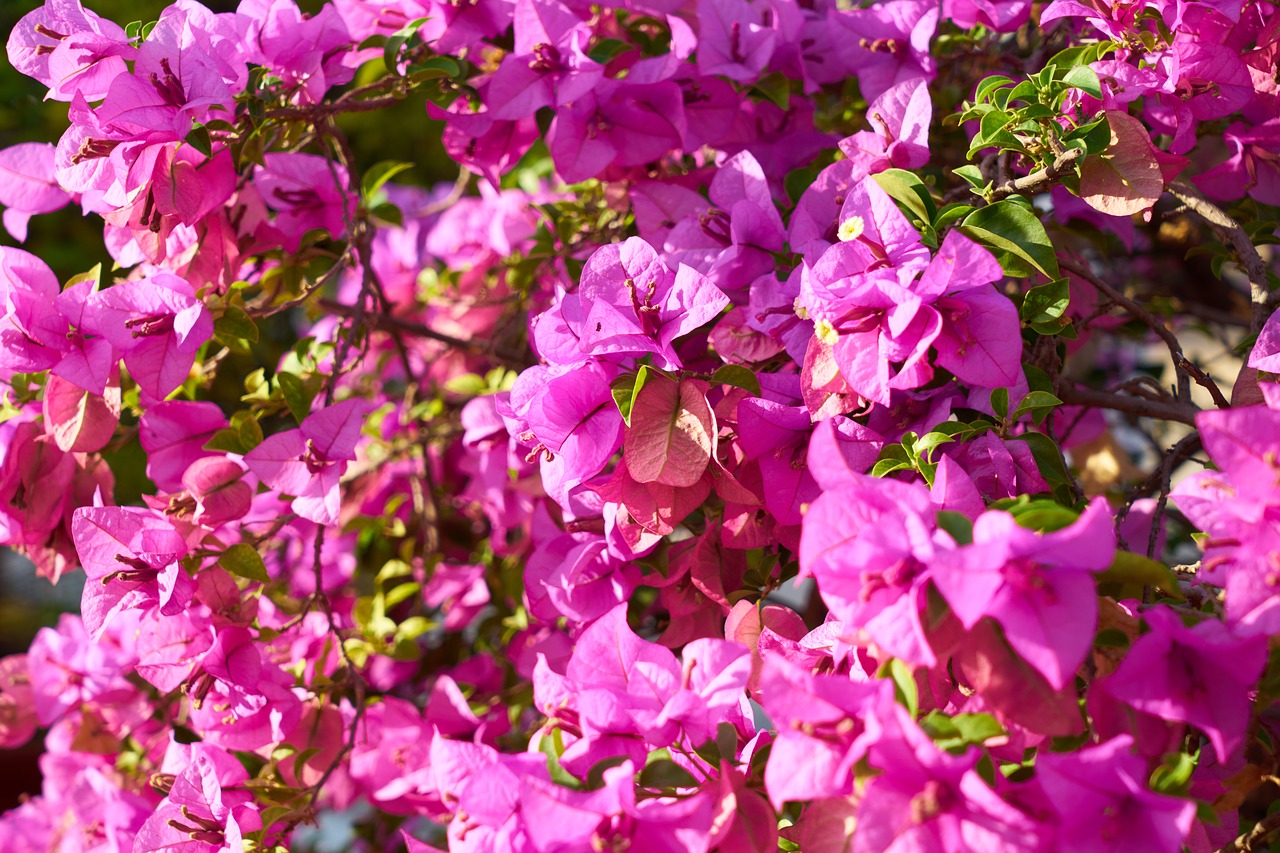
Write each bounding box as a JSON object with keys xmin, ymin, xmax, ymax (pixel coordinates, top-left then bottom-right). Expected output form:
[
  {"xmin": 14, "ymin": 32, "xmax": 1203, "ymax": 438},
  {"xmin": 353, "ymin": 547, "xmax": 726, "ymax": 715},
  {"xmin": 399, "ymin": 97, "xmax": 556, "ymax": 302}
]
[
  {"xmin": 1012, "ymin": 391, "xmax": 1062, "ymax": 426},
  {"xmin": 991, "ymin": 387, "xmax": 1010, "ymax": 421},
  {"xmin": 936, "ymin": 511, "xmax": 974, "ymax": 545},
  {"xmin": 961, "ymin": 201, "xmax": 1060, "ymax": 279},
  {"xmin": 214, "ymin": 306, "xmax": 259, "ymax": 345},
  {"xmin": 750, "ymin": 72, "xmax": 791, "ymax": 111},
  {"xmin": 184, "ymin": 124, "xmax": 212, "ymax": 158},
  {"xmin": 277, "ymin": 372, "xmax": 315, "ymax": 424},
  {"xmin": 934, "ymin": 202, "xmax": 975, "ymax": 231},
  {"xmin": 1021, "ymin": 278, "xmax": 1071, "ymax": 325},
  {"xmin": 638, "ymin": 759, "xmax": 699, "ymax": 790},
  {"xmin": 1010, "ymin": 432, "xmax": 1074, "ymax": 500},
  {"xmin": 587, "ymin": 38, "xmax": 632, "ymax": 64}
]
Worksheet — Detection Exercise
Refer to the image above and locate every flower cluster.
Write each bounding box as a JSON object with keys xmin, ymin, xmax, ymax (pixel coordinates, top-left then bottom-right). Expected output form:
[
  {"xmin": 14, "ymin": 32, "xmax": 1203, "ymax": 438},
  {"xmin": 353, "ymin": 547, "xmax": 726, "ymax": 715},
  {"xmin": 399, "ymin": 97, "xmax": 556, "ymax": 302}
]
[{"xmin": 0, "ymin": 0, "xmax": 1273, "ymax": 851}]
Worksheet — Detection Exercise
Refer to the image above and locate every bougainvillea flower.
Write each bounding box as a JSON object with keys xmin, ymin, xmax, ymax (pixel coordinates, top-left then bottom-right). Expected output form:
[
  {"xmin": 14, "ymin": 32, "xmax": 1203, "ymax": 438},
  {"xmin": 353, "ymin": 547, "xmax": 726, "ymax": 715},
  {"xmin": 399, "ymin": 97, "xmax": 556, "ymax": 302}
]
[
  {"xmin": 856, "ymin": 706, "xmax": 1043, "ymax": 852},
  {"xmin": 82, "ymin": 272, "xmax": 214, "ymax": 404},
  {"xmin": 929, "ymin": 499, "xmax": 1115, "ymax": 690},
  {"xmin": 1102, "ymin": 606, "xmax": 1266, "ymax": 761},
  {"xmin": 71, "ymin": 505, "xmax": 194, "ymax": 639},
  {"xmin": 244, "ymin": 397, "xmax": 374, "ymax": 526},
  {"xmin": 0, "ymin": 143, "xmax": 72, "ymax": 240},
  {"xmin": 135, "ymin": 742, "xmax": 263, "ymax": 852},
  {"xmin": 572, "ymin": 237, "xmax": 730, "ymax": 369},
  {"xmin": 1035, "ymin": 735, "xmax": 1196, "ymax": 853}
]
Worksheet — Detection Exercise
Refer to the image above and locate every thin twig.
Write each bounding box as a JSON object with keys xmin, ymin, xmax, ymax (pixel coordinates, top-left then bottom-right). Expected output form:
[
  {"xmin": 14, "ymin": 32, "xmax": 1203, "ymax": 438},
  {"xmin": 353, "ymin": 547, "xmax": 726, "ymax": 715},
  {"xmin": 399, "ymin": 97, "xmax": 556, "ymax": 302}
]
[
  {"xmin": 1216, "ymin": 811, "xmax": 1280, "ymax": 853},
  {"xmin": 266, "ymin": 77, "xmax": 413, "ymax": 121},
  {"xmin": 1054, "ymin": 382, "xmax": 1201, "ymax": 426},
  {"xmin": 317, "ymin": 298, "xmax": 528, "ymax": 366},
  {"xmin": 1166, "ymin": 179, "xmax": 1274, "ymax": 333},
  {"xmin": 1061, "ymin": 257, "xmax": 1231, "ymax": 409},
  {"xmin": 989, "ymin": 147, "xmax": 1085, "ymax": 202}
]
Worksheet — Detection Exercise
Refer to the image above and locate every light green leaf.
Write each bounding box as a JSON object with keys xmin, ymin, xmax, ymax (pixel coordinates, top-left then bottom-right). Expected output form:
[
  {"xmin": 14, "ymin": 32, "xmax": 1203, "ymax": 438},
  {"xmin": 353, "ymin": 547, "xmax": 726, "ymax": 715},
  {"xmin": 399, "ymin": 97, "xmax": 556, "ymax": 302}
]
[{"xmin": 219, "ymin": 543, "xmax": 270, "ymax": 583}]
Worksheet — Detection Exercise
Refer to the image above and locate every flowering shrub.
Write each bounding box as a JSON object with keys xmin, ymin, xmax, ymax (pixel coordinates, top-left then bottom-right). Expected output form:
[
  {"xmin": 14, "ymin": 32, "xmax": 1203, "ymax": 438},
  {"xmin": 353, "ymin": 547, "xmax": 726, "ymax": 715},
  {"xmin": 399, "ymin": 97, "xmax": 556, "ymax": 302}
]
[{"xmin": 0, "ymin": 0, "xmax": 1277, "ymax": 850}]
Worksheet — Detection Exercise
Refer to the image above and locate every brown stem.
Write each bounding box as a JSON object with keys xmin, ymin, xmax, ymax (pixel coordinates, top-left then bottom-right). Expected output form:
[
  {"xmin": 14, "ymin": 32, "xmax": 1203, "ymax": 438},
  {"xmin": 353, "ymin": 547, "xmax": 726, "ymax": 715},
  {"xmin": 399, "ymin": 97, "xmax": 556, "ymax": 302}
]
[
  {"xmin": 265, "ymin": 77, "xmax": 412, "ymax": 121},
  {"xmin": 1166, "ymin": 179, "xmax": 1274, "ymax": 333},
  {"xmin": 318, "ymin": 298, "xmax": 527, "ymax": 366},
  {"xmin": 1060, "ymin": 257, "xmax": 1231, "ymax": 409},
  {"xmin": 988, "ymin": 147, "xmax": 1085, "ymax": 202},
  {"xmin": 1054, "ymin": 382, "xmax": 1200, "ymax": 426},
  {"xmin": 1216, "ymin": 811, "xmax": 1280, "ymax": 853}
]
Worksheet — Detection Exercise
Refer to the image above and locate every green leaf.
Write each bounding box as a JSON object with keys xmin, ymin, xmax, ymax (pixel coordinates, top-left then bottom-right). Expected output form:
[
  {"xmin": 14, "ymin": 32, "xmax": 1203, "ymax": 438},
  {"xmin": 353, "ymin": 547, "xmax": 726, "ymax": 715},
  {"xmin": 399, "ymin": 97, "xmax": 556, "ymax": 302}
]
[
  {"xmin": 961, "ymin": 201, "xmax": 1060, "ymax": 279},
  {"xmin": 990, "ymin": 387, "xmax": 1010, "ymax": 421},
  {"xmin": 1005, "ymin": 498, "xmax": 1079, "ymax": 532},
  {"xmin": 204, "ymin": 427, "xmax": 246, "ymax": 454},
  {"xmin": 219, "ymin": 543, "xmax": 270, "ymax": 583},
  {"xmin": 185, "ymin": 124, "xmax": 213, "ymax": 158},
  {"xmin": 953, "ymin": 165, "xmax": 989, "ymax": 193},
  {"xmin": 710, "ymin": 364, "xmax": 760, "ymax": 397},
  {"xmin": 1094, "ymin": 627, "xmax": 1130, "ymax": 648},
  {"xmin": 638, "ymin": 759, "xmax": 699, "ymax": 790},
  {"xmin": 879, "ymin": 658, "xmax": 919, "ymax": 718},
  {"xmin": 750, "ymin": 72, "xmax": 791, "ymax": 111},
  {"xmin": 383, "ymin": 17, "xmax": 429, "ymax": 72},
  {"xmin": 921, "ymin": 711, "xmax": 1005, "ymax": 751},
  {"xmin": 214, "ymin": 305, "xmax": 259, "ymax": 344},
  {"xmin": 1012, "ymin": 391, "xmax": 1062, "ymax": 426},
  {"xmin": 934, "ymin": 202, "xmax": 975, "ymax": 231},
  {"xmin": 370, "ymin": 202, "xmax": 403, "ymax": 226},
  {"xmin": 407, "ymin": 56, "xmax": 460, "ymax": 82},
  {"xmin": 974, "ymin": 75, "xmax": 1014, "ymax": 102},
  {"xmin": 1096, "ymin": 551, "xmax": 1186, "ymax": 601},
  {"xmin": 914, "ymin": 431, "xmax": 956, "ymax": 462},
  {"xmin": 584, "ymin": 755, "xmax": 630, "ymax": 790},
  {"xmin": 969, "ymin": 110, "xmax": 1030, "ymax": 158},
  {"xmin": 1063, "ymin": 65, "xmax": 1103, "ymax": 99},
  {"xmin": 234, "ymin": 412, "xmax": 264, "ymax": 451},
  {"xmin": 539, "ymin": 729, "xmax": 583, "ymax": 789},
  {"xmin": 1009, "ymin": 432, "xmax": 1074, "ymax": 500},
  {"xmin": 611, "ymin": 374, "xmax": 638, "ymax": 426},
  {"xmin": 1044, "ymin": 43, "xmax": 1113, "ymax": 73},
  {"xmin": 1021, "ymin": 278, "xmax": 1071, "ymax": 325},
  {"xmin": 936, "ymin": 511, "xmax": 974, "ymax": 546},
  {"xmin": 1005, "ymin": 80, "xmax": 1040, "ymax": 106},
  {"xmin": 276, "ymin": 372, "xmax": 314, "ymax": 423},
  {"xmin": 1149, "ymin": 751, "xmax": 1198, "ymax": 795},
  {"xmin": 715, "ymin": 721, "xmax": 738, "ymax": 766},
  {"xmin": 871, "ymin": 443, "xmax": 913, "ymax": 478},
  {"xmin": 361, "ymin": 160, "xmax": 414, "ymax": 201},
  {"xmin": 587, "ymin": 38, "xmax": 631, "ymax": 64},
  {"xmin": 873, "ymin": 168, "xmax": 937, "ymax": 228}
]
